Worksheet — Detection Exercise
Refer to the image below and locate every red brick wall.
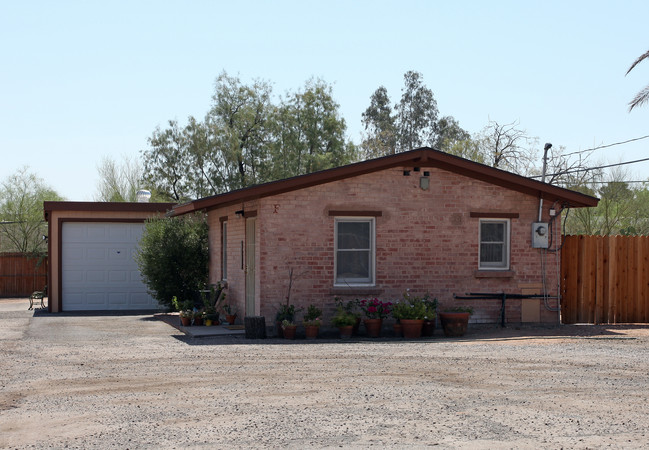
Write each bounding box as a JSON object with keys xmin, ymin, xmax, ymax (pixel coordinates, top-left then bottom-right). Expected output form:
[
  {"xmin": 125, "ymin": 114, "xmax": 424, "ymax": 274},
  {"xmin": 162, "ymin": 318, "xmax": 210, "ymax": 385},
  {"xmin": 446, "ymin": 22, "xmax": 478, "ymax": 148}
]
[{"xmin": 208, "ymin": 165, "xmax": 562, "ymax": 325}]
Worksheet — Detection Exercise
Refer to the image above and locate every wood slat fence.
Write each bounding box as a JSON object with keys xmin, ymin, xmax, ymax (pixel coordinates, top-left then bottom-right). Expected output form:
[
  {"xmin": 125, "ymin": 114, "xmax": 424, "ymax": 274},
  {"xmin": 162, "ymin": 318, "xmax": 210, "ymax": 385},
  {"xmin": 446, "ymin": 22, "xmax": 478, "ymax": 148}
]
[
  {"xmin": 561, "ymin": 235, "xmax": 649, "ymax": 324},
  {"xmin": 0, "ymin": 253, "xmax": 48, "ymax": 297}
]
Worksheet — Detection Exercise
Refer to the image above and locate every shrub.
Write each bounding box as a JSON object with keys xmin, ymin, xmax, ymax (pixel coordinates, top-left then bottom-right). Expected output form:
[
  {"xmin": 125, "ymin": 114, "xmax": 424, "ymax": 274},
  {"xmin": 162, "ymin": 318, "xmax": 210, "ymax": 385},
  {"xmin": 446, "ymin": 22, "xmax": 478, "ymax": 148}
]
[{"xmin": 135, "ymin": 213, "xmax": 208, "ymax": 310}]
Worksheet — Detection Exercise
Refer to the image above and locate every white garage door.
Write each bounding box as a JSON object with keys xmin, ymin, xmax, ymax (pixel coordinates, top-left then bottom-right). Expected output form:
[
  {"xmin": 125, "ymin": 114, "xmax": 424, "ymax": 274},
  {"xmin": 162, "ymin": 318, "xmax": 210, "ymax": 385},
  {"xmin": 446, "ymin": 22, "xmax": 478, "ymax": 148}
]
[{"xmin": 62, "ymin": 222, "xmax": 159, "ymax": 311}]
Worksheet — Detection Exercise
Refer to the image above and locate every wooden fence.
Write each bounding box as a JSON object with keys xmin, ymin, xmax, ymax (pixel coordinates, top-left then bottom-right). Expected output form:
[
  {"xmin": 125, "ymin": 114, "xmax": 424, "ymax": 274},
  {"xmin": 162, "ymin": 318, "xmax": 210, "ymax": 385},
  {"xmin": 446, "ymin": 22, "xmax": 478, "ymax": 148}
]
[
  {"xmin": 0, "ymin": 253, "xmax": 48, "ymax": 297},
  {"xmin": 561, "ymin": 235, "xmax": 649, "ymax": 324}
]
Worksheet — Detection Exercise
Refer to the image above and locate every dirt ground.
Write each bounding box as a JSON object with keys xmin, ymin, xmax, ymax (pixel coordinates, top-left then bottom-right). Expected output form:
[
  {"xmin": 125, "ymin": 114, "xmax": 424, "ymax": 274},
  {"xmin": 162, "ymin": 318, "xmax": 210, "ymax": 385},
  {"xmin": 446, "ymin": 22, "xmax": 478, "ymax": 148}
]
[{"xmin": 2, "ymin": 298, "xmax": 649, "ymax": 449}]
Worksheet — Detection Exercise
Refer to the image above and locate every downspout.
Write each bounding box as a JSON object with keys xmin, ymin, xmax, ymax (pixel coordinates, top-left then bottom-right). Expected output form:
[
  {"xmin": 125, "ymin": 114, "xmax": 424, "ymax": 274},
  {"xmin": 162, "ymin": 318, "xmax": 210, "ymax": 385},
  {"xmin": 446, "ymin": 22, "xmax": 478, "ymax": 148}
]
[{"xmin": 537, "ymin": 143, "xmax": 552, "ymax": 221}]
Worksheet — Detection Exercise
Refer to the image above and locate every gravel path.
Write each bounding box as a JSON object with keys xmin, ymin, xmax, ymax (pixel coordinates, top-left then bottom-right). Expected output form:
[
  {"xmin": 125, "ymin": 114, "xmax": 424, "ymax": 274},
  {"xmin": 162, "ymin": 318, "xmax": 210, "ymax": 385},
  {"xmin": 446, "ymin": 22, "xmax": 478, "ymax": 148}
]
[{"xmin": 2, "ymin": 298, "xmax": 649, "ymax": 449}]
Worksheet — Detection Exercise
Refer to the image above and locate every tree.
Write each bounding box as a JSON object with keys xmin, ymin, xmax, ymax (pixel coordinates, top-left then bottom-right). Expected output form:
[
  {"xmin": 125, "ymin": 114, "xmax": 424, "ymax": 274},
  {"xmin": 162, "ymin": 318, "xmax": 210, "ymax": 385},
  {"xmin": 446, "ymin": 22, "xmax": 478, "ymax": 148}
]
[
  {"xmin": 361, "ymin": 71, "xmax": 470, "ymax": 158},
  {"xmin": 0, "ymin": 167, "xmax": 64, "ymax": 254},
  {"xmin": 142, "ymin": 72, "xmax": 357, "ymax": 199},
  {"xmin": 626, "ymin": 49, "xmax": 649, "ymax": 111},
  {"xmin": 95, "ymin": 155, "xmax": 144, "ymax": 202},
  {"xmin": 135, "ymin": 213, "xmax": 208, "ymax": 310},
  {"xmin": 269, "ymin": 79, "xmax": 357, "ymax": 178},
  {"xmin": 209, "ymin": 71, "xmax": 274, "ymax": 189},
  {"xmin": 476, "ymin": 120, "xmax": 534, "ymax": 173},
  {"xmin": 395, "ymin": 71, "xmax": 438, "ymax": 152},
  {"xmin": 361, "ymin": 86, "xmax": 397, "ymax": 158},
  {"xmin": 141, "ymin": 119, "xmax": 193, "ymax": 202}
]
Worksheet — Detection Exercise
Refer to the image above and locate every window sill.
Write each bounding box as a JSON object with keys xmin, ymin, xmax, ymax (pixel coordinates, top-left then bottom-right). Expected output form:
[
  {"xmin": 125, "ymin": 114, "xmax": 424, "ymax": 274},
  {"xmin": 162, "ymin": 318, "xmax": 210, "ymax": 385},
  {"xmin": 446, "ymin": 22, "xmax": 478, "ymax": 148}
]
[
  {"xmin": 474, "ymin": 270, "xmax": 515, "ymax": 278},
  {"xmin": 330, "ymin": 286, "xmax": 384, "ymax": 296}
]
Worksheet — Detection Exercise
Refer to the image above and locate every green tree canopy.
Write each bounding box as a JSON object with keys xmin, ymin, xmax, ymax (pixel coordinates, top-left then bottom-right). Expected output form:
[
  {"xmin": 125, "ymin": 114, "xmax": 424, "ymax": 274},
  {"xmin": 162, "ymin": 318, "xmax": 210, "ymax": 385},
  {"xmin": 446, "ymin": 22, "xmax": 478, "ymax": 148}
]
[{"xmin": 0, "ymin": 167, "xmax": 64, "ymax": 254}]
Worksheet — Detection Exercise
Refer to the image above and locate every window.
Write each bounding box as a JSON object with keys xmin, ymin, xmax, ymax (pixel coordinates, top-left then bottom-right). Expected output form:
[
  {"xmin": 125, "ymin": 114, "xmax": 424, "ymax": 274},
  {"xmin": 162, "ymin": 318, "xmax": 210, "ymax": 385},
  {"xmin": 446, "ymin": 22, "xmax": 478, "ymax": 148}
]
[
  {"xmin": 334, "ymin": 218, "xmax": 375, "ymax": 285},
  {"xmin": 479, "ymin": 219, "xmax": 510, "ymax": 270},
  {"xmin": 221, "ymin": 220, "xmax": 227, "ymax": 280}
]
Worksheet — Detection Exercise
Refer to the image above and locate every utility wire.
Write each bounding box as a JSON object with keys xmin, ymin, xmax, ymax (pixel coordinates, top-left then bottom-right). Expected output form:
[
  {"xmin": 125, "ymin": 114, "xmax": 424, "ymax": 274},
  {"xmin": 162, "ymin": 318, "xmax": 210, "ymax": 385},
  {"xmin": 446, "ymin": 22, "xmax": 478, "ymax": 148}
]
[
  {"xmin": 562, "ymin": 134, "xmax": 649, "ymax": 157},
  {"xmin": 532, "ymin": 156, "xmax": 649, "ymax": 178}
]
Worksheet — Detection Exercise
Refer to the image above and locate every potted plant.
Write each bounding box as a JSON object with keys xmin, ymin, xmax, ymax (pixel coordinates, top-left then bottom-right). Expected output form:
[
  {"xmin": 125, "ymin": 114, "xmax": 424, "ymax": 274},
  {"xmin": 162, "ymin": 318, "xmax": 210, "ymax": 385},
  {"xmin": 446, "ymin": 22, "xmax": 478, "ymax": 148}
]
[
  {"xmin": 335, "ymin": 297, "xmax": 362, "ymax": 335},
  {"xmin": 439, "ymin": 306, "xmax": 474, "ymax": 337},
  {"xmin": 204, "ymin": 306, "xmax": 219, "ymax": 326},
  {"xmin": 422, "ymin": 295, "xmax": 438, "ymax": 337},
  {"xmin": 223, "ymin": 303, "xmax": 237, "ymax": 325},
  {"xmin": 281, "ymin": 319, "xmax": 297, "ymax": 340},
  {"xmin": 358, "ymin": 298, "xmax": 392, "ymax": 337},
  {"xmin": 331, "ymin": 306, "xmax": 357, "ymax": 339},
  {"xmin": 392, "ymin": 290, "xmax": 429, "ymax": 339},
  {"xmin": 276, "ymin": 303, "xmax": 300, "ymax": 338},
  {"xmin": 302, "ymin": 304, "xmax": 323, "ymax": 339},
  {"xmin": 193, "ymin": 310, "xmax": 204, "ymax": 326},
  {"xmin": 172, "ymin": 296, "xmax": 193, "ymax": 327}
]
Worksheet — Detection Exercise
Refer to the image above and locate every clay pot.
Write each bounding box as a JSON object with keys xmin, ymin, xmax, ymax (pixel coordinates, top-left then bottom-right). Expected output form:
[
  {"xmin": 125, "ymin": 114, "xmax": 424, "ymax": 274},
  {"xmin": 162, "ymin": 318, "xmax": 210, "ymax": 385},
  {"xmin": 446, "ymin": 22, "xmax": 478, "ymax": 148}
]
[
  {"xmin": 363, "ymin": 318, "xmax": 383, "ymax": 338},
  {"xmin": 393, "ymin": 323, "xmax": 402, "ymax": 337},
  {"xmin": 193, "ymin": 316, "xmax": 203, "ymax": 326},
  {"xmin": 400, "ymin": 319, "xmax": 424, "ymax": 339},
  {"xmin": 439, "ymin": 312, "xmax": 470, "ymax": 337},
  {"xmin": 226, "ymin": 314, "xmax": 237, "ymax": 325},
  {"xmin": 180, "ymin": 316, "xmax": 191, "ymax": 327},
  {"xmin": 283, "ymin": 325, "xmax": 297, "ymax": 340},
  {"xmin": 338, "ymin": 325, "xmax": 353, "ymax": 339},
  {"xmin": 304, "ymin": 325, "xmax": 319, "ymax": 340}
]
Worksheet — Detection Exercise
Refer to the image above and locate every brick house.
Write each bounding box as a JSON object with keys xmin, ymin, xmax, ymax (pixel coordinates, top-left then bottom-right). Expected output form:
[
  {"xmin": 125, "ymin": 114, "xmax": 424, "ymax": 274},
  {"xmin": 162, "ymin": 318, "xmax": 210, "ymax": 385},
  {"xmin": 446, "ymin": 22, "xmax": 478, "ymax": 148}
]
[{"xmin": 172, "ymin": 148, "xmax": 598, "ymax": 327}]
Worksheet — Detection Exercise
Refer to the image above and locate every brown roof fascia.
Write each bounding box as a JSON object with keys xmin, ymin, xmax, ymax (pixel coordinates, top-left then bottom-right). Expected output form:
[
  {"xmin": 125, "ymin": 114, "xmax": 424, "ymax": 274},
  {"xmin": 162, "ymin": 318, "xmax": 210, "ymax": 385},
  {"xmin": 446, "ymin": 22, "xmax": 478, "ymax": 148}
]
[
  {"xmin": 171, "ymin": 148, "xmax": 598, "ymax": 215},
  {"xmin": 43, "ymin": 201, "xmax": 176, "ymax": 221}
]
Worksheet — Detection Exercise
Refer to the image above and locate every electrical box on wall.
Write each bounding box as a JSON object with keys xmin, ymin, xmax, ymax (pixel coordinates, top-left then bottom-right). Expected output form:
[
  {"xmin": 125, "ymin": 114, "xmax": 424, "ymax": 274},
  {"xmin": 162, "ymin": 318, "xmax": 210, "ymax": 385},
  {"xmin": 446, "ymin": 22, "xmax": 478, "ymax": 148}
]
[{"xmin": 532, "ymin": 222, "xmax": 549, "ymax": 248}]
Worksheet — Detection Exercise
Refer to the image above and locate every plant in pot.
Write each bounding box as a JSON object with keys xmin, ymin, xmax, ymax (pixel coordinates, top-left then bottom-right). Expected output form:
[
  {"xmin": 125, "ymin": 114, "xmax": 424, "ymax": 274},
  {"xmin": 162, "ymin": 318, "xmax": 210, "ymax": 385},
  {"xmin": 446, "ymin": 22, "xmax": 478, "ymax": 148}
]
[
  {"xmin": 172, "ymin": 296, "xmax": 193, "ymax": 327},
  {"xmin": 331, "ymin": 306, "xmax": 357, "ymax": 339},
  {"xmin": 422, "ymin": 295, "xmax": 438, "ymax": 337},
  {"xmin": 392, "ymin": 290, "xmax": 429, "ymax": 339},
  {"xmin": 192, "ymin": 310, "xmax": 204, "ymax": 326},
  {"xmin": 204, "ymin": 306, "xmax": 219, "ymax": 326},
  {"xmin": 223, "ymin": 303, "xmax": 237, "ymax": 325},
  {"xmin": 335, "ymin": 297, "xmax": 362, "ymax": 335},
  {"xmin": 439, "ymin": 306, "xmax": 474, "ymax": 337},
  {"xmin": 281, "ymin": 319, "xmax": 297, "ymax": 340},
  {"xmin": 302, "ymin": 304, "xmax": 323, "ymax": 339},
  {"xmin": 358, "ymin": 298, "xmax": 392, "ymax": 338},
  {"xmin": 276, "ymin": 303, "xmax": 300, "ymax": 338}
]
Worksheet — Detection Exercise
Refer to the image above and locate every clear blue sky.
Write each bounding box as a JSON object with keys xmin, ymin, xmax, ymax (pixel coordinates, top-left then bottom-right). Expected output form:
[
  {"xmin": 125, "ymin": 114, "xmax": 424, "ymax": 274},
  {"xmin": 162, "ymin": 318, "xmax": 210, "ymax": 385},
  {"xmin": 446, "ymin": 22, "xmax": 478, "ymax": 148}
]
[{"xmin": 2, "ymin": 0, "xmax": 648, "ymax": 200}]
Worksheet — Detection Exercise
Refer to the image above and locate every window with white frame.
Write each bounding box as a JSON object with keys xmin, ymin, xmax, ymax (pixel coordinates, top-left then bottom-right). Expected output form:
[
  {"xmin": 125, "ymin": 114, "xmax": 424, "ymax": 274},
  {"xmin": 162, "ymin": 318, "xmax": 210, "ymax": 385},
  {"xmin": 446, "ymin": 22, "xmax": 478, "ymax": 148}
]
[
  {"xmin": 479, "ymin": 219, "xmax": 510, "ymax": 270},
  {"xmin": 221, "ymin": 220, "xmax": 227, "ymax": 280},
  {"xmin": 334, "ymin": 218, "xmax": 375, "ymax": 285}
]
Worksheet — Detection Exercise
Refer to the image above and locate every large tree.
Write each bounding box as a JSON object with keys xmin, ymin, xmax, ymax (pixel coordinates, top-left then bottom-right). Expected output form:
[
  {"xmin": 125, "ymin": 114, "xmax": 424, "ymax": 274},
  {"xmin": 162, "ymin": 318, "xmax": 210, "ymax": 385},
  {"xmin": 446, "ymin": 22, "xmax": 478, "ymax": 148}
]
[
  {"xmin": 0, "ymin": 167, "xmax": 64, "ymax": 254},
  {"xmin": 626, "ymin": 49, "xmax": 649, "ymax": 111},
  {"xmin": 142, "ymin": 72, "xmax": 356, "ymax": 200},
  {"xmin": 95, "ymin": 155, "xmax": 144, "ymax": 202},
  {"xmin": 395, "ymin": 70, "xmax": 439, "ymax": 152},
  {"xmin": 361, "ymin": 71, "xmax": 469, "ymax": 157}
]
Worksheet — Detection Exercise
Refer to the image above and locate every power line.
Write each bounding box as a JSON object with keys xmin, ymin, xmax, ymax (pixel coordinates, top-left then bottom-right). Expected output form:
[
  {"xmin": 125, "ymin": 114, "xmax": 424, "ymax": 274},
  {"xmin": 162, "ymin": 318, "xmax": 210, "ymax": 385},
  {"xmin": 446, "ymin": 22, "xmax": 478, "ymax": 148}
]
[
  {"xmin": 532, "ymin": 156, "xmax": 649, "ymax": 179},
  {"xmin": 563, "ymin": 134, "xmax": 649, "ymax": 157}
]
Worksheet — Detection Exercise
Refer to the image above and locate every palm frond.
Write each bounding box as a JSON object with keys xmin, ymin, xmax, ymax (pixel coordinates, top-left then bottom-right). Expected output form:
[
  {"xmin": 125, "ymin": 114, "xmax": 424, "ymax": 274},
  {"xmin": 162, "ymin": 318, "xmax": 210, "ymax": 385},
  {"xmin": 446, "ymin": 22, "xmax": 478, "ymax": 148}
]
[
  {"xmin": 628, "ymin": 84, "xmax": 649, "ymax": 111},
  {"xmin": 626, "ymin": 49, "xmax": 649, "ymax": 76}
]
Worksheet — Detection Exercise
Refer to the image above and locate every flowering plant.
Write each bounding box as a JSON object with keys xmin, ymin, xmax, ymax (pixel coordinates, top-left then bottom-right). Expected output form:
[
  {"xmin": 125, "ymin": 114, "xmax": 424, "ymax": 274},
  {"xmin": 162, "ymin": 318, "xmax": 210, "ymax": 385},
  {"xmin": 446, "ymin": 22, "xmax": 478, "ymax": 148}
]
[{"xmin": 359, "ymin": 298, "xmax": 392, "ymax": 319}]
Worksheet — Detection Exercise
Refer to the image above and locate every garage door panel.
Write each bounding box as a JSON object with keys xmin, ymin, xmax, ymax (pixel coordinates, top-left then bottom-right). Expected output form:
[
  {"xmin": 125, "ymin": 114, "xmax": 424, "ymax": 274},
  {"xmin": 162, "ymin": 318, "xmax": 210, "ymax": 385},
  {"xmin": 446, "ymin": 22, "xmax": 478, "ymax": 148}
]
[{"xmin": 62, "ymin": 222, "xmax": 160, "ymax": 311}]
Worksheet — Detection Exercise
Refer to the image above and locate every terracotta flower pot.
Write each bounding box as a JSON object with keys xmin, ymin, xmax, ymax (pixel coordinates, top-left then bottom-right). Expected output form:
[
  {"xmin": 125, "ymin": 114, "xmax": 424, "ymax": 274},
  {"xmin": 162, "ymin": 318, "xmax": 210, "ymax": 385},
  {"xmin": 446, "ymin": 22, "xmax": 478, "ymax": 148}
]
[
  {"xmin": 400, "ymin": 319, "xmax": 424, "ymax": 339},
  {"xmin": 439, "ymin": 312, "xmax": 470, "ymax": 337},
  {"xmin": 338, "ymin": 325, "xmax": 353, "ymax": 339},
  {"xmin": 180, "ymin": 316, "xmax": 191, "ymax": 327},
  {"xmin": 226, "ymin": 314, "xmax": 237, "ymax": 325},
  {"xmin": 393, "ymin": 323, "xmax": 402, "ymax": 337},
  {"xmin": 363, "ymin": 318, "xmax": 383, "ymax": 338},
  {"xmin": 283, "ymin": 325, "xmax": 297, "ymax": 340},
  {"xmin": 193, "ymin": 317, "xmax": 203, "ymax": 326},
  {"xmin": 304, "ymin": 325, "xmax": 319, "ymax": 340}
]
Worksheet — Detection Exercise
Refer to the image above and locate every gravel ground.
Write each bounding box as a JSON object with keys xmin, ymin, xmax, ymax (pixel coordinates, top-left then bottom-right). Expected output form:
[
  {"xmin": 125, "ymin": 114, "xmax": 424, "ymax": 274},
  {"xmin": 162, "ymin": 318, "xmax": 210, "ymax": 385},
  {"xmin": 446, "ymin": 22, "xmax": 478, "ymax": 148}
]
[{"xmin": 2, "ymin": 298, "xmax": 649, "ymax": 449}]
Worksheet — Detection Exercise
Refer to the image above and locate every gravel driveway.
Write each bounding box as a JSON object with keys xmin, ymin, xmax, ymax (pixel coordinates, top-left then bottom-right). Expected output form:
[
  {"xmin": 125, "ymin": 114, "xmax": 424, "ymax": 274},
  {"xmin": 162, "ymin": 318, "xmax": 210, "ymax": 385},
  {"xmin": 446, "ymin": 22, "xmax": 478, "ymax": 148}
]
[{"xmin": 2, "ymin": 298, "xmax": 649, "ymax": 449}]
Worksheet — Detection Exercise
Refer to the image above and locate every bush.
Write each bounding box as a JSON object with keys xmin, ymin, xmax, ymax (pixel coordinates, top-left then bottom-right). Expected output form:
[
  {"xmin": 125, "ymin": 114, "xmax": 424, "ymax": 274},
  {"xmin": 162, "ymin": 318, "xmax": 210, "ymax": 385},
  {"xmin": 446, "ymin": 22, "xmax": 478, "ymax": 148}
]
[{"xmin": 135, "ymin": 213, "xmax": 208, "ymax": 310}]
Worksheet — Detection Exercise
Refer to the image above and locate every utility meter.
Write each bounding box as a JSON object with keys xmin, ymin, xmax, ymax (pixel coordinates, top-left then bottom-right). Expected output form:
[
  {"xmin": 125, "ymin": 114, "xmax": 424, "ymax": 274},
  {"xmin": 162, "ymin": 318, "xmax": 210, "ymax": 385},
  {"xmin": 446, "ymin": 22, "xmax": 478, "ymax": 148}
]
[{"xmin": 532, "ymin": 222, "xmax": 549, "ymax": 248}]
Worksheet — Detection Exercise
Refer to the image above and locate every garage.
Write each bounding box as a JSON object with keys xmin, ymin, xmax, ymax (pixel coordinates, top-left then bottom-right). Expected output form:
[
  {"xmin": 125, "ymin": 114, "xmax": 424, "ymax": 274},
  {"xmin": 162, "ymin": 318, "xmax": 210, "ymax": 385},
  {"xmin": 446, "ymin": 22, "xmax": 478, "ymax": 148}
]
[
  {"xmin": 44, "ymin": 201, "xmax": 175, "ymax": 313},
  {"xmin": 61, "ymin": 222, "xmax": 157, "ymax": 311}
]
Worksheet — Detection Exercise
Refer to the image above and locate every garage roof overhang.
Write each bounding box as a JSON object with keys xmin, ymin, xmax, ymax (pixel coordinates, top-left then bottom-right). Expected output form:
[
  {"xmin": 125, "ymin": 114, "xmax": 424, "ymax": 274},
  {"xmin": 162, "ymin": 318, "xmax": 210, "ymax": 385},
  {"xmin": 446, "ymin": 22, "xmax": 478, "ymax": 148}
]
[
  {"xmin": 170, "ymin": 147, "xmax": 599, "ymax": 216},
  {"xmin": 44, "ymin": 201, "xmax": 176, "ymax": 221}
]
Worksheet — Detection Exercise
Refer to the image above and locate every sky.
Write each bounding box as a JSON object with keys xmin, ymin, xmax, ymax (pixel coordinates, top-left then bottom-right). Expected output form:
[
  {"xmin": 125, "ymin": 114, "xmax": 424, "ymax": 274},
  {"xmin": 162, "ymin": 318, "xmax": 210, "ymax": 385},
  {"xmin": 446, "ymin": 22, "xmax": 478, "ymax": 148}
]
[{"xmin": 2, "ymin": 0, "xmax": 649, "ymax": 201}]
